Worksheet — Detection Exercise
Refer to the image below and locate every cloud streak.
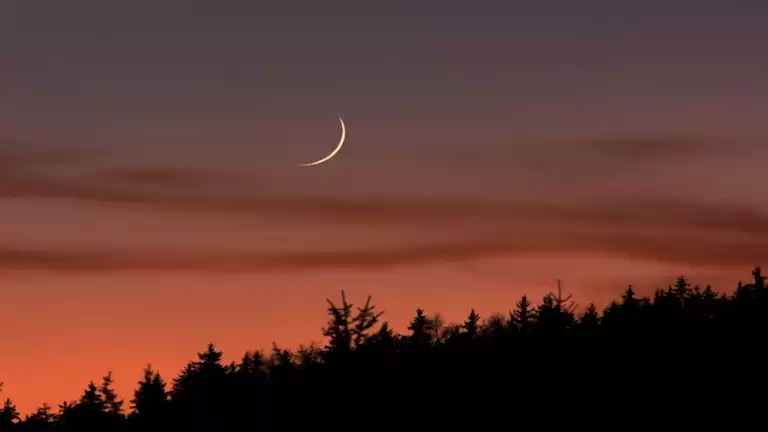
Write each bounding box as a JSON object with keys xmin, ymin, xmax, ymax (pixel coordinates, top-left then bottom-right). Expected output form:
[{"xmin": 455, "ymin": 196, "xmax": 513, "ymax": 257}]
[
  {"xmin": 0, "ymin": 226, "xmax": 764, "ymax": 273},
  {"xmin": 4, "ymin": 164, "xmax": 768, "ymax": 238},
  {"xmin": 87, "ymin": 167, "xmax": 256, "ymax": 189},
  {"xmin": 3, "ymin": 135, "xmax": 766, "ymax": 272},
  {"xmin": 0, "ymin": 144, "xmax": 110, "ymax": 172},
  {"xmin": 569, "ymin": 135, "xmax": 730, "ymax": 161}
]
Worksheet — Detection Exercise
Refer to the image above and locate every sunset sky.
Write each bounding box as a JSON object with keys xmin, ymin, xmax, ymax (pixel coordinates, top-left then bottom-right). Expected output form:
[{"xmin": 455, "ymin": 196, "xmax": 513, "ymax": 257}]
[{"xmin": 3, "ymin": 0, "xmax": 768, "ymax": 413}]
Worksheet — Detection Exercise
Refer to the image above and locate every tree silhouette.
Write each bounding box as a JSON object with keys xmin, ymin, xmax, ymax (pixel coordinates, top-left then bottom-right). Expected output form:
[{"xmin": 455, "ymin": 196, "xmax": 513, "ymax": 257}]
[
  {"xmin": 322, "ymin": 290, "xmax": 383, "ymax": 355},
  {"xmin": 99, "ymin": 372, "xmax": 124, "ymax": 427},
  {"xmin": 511, "ymin": 295, "xmax": 533, "ymax": 332},
  {"xmin": 407, "ymin": 308, "xmax": 435, "ymax": 347},
  {"xmin": 4, "ymin": 267, "xmax": 768, "ymax": 428},
  {"xmin": 170, "ymin": 343, "xmax": 236, "ymax": 431},
  {"xmin": 22, "ymin": 403, "xmax": 56, "ymax": 432},
  {"xmin": 461, "ymin": 309, "xmax": 481, "ymax": 340},
  {"xmin": 57, "ymin": 380, "xmax": 112, "ymax": 432},
  {"xmin": 130, "ymin": 365, "xmax": 168, "ymax": 432},
  {"xmin": 1, "ymin": 398, "xmax": 20, "ymax": 430}
]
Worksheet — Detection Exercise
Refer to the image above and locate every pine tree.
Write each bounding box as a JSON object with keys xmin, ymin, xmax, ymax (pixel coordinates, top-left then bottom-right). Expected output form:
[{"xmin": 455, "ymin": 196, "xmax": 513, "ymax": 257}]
[
  {"xmin": 323, "ymin": 290, "xmax": 354, "ymax": 353},
  {"xmin": 407, "ymin": 308, "xmax": 435, "ymax": 346},
  {"xmin": 550, "ymin": 279, "xmax": 578, "ymax": 314},
  {"xmin": 462, "ymin": 309, "xmax": 481, "ymax": 340},
  {"xmin": 511, "ymin": 295, "xmax": 533, "ymax": 331},
  {"xmin": 620, "ymin": 286, "xmax": 641, "ymax": 317},
  {"xmin": 269, "ymin": 343, "xmax": 300, "ymax": 403},
  {"xmin": 24, "ymin": 403, "xmax": 56, "ymax": 430},
  {"xmin": 0, "ymin": 398, "xmax": 20, "ymax": 429},
  {"xmin": 351, "ymin": 295, "xmax": 384, "ymax": 348},
  {"xmin": 131, "ymin": 365, "xmax": 168, "ymax": 431},
  {"xmin": 323, "ymin": 291, "xmax": 383, "ymax": 354},
  {"xmin": 580, "ymin": 303, "xmax": 600, "ymax": 329},
  {"xmin": 171, "ymin": 344, "xmax": 232, "ymax": 431},
  {"xmin": 99, "ymin": 371, "xmax": 123, "ymax": 416},
  {"xmin": 57, "ymin": 381, "xmax": 107, "ymax": 432},
  {"xmin": 369, "ymin": 322, "xmax": 396, "ymax": 348},
  {"xmin": 535, "ymin": 293, "xmax": 567, "ymax": 335},
  {"xmin": 237, "ymin": 352, "xmax": 266, "ymax": 383},
  {"xmin": 673, "ymin": 275, "xmax": 691, "ymax": 299},
  {"xmin": 621, "ymin": 285, "xmax": 637, "ymax": 304},
  {"xmin": 198, "ymin": 343, "xmax": 223, "ymax": 366},
  {"xmin": 297, "ymin": 343, "xmax": 322, "ymax": 369},
  {"xmin": 132, "ymin": 365, "xmax": 168, "ymax": 415},
  {"xmin": 57, "ymin": 401, "xmax": 74, "ymax": 417},
  {"xmin": 483, "ymin": 313, "xmax": 508, "ymax": 340}
]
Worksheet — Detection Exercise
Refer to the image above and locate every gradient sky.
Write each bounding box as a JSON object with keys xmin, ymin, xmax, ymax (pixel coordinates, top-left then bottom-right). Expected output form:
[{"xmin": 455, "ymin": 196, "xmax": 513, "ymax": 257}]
[{"xmin": 3, "ymin": 0, "xmax": 768, "ymax": 413}]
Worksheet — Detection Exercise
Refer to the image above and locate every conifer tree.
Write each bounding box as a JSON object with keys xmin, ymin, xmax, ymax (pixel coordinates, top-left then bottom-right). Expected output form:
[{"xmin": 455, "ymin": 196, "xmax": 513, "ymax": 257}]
[
  {"xmin": 407, "ymin": 308, "xmax": 435, "ymax": 346},
  {"xmin": 462, "ymin": 309, "xmax": 481, "ymax": 339},
  {"xmin": 24, "ymin": 403, "xmax": 56, "ymax": 430},
  {"xmin": 511, "ymin": 295, "xmax": 533, "ymax": 331},
  {"xmin": 131, "ymin": 365, "xmax": 168, "ymax": 418},
  {"xmin": 673, "ymin": 276, "xmax": 691, "ymax": 299},
  {"xmin": 483, "ymin": 313, "xmax": 508, "ymax": 340},
  {"xmin": 99, "ymin": 372, "xmax": 123, "ymax": 416},
  {"xmin": 580, "ymin": 303, "xmax": 600, "ymax": 329},
  {"xmin": 323, "ymin": 291, "xmax": 383, "ymax": 354},
  {"xmin": 0, "ymin": 398, "xmax": 20, "ymax": 429}
]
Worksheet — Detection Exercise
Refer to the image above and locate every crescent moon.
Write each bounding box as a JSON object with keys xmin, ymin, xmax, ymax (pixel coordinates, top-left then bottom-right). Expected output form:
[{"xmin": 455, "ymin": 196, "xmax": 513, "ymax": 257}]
[{"xmin": 298, "ymin": 117, "xmax": 347, "ymax": 167}]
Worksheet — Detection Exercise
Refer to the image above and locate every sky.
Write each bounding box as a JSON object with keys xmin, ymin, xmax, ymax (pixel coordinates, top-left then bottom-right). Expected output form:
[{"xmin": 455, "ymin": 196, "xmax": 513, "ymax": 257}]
[{"xmin": 3, "ymin": 0, "xmax": 768, "ymax": 413}]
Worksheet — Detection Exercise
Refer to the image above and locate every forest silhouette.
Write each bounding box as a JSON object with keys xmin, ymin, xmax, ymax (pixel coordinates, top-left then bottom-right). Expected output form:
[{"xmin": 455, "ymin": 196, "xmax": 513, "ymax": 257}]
[{"xmin": 3, "ymin": 267, "xmax": 768, "ymax": 430}]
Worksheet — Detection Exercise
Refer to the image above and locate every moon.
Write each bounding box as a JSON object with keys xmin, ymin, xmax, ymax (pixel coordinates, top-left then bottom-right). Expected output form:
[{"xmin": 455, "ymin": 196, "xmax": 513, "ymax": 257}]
[{"xmin": 298, "ymin": 117, "xmax": 347, "ymax": 167}]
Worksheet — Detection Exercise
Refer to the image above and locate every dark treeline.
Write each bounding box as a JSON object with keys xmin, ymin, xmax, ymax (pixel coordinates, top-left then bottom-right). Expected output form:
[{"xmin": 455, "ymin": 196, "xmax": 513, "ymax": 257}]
[{"xmin": 3, "ymin": 267, "xmax": 768, "ymax": 429}]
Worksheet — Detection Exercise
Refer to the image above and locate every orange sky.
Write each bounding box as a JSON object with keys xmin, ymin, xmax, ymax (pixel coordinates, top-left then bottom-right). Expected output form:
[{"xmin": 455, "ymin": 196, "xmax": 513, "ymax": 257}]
[
  {"xmin": 1, "ymin": 187, "xmax": 760, "ymax": 412},
  {"xmin": 1, "ymin": 258, "xmax": 752, "ymax": 413}
]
